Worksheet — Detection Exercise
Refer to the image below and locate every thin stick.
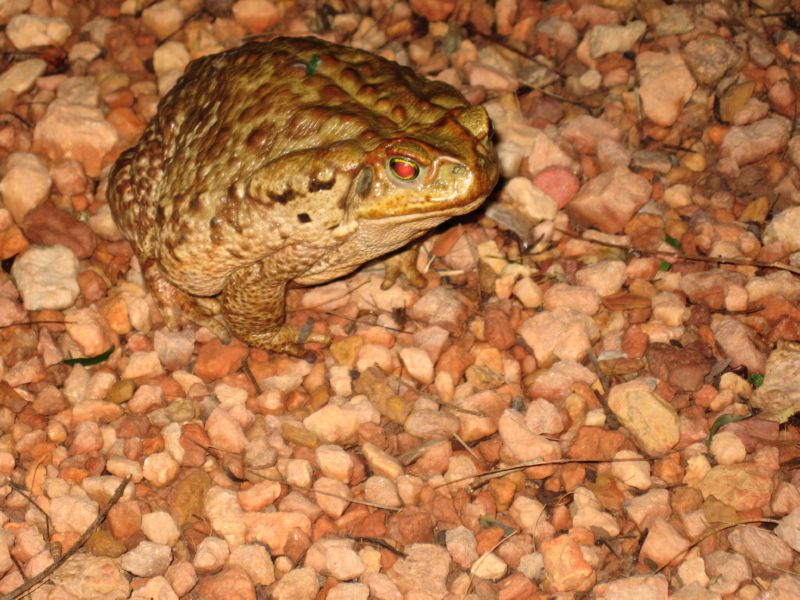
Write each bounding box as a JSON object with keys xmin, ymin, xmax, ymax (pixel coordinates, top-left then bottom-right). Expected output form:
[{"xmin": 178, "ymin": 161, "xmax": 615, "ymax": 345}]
[
  {"xmin": 1, "ymin": 476, "xmax": 131, "ymax": 600},
  {"xmin": 653, "ymin": 518, "xmax": 781, "ymax": 575},
  {"xmin": 434, "ymin": 456, "xmax": 659, "ymax": 490},
  {"xmin": 467, "ymin": 529, "xmax": 519, "ymax": 592},
  {"xmin": 555, "ymin": 227, "xmax": 800, "ymax": 276}
]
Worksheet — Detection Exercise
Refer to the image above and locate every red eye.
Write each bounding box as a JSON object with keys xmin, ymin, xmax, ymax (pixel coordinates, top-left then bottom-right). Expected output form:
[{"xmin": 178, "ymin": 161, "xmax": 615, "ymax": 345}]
[{"xmin": 389, "ymin": 157, "xmax": 420, "ymax": 181}]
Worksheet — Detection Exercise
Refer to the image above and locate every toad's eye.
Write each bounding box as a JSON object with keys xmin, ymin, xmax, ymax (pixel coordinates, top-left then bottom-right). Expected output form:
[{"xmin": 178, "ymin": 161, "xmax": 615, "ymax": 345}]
[{"xmin": 389, "ymin": 157, "xmax": 420, "ymax": 181}]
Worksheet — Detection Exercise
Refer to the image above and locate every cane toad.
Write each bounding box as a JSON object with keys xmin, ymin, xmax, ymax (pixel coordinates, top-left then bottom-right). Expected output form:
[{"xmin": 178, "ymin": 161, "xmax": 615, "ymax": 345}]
[{"xmin": 108, "ymin": 36, "xmax": 499, "ymax": 355}]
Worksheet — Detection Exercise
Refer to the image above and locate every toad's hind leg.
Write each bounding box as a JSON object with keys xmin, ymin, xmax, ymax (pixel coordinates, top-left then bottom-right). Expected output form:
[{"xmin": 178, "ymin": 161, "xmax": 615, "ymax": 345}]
[
  {"xmin": 142, "ymin": 259, "xmax": 231, "ymax": 343},
  {"xmin": 222, "ymin": 260, "xmax": 329, "ymax": 356}
]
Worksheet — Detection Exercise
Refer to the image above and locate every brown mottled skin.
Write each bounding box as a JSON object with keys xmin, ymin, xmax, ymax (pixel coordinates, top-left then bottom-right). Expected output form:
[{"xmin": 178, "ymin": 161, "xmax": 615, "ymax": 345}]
[{"xmin": 108, "ymin": 36, "xmax": 499, "ymax": 355}]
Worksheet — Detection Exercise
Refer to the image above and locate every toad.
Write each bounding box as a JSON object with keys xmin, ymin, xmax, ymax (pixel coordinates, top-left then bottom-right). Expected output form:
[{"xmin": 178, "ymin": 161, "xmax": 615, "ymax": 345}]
[{"xmin": 108, "ymin": 36, "xmax": 499, "ymax": 355}]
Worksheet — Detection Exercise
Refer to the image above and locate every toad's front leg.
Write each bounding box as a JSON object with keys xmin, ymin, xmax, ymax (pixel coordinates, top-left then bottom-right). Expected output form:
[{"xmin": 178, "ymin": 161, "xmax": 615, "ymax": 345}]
[
  {"xmin": 222, "ymin": 259, "xmax": 329, "ymax": 356},
  {"xmin": 143, "ymin": 258, "xmax": 231, "ymax": 343}
]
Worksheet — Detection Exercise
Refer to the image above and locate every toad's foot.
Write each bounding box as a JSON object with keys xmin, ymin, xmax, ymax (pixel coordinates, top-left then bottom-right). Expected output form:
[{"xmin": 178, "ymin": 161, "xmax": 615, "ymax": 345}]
[
  {"xmin": 239, "ymin": 325, "xmax": 330, "ymax": 357},
  {"xmin": 143, "ymin": 259, "xmax": 231, "ymax": 343},
  {"xmin": 381, "ymin": 244, "xmax": 426, "ymax": 290}
]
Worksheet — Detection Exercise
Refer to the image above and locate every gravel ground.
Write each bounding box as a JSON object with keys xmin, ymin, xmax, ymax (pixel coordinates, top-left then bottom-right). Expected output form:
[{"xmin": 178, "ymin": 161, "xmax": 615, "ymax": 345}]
[{"xmin": 1, "ymin": 0, "xmax": 800, "ymax": 598}]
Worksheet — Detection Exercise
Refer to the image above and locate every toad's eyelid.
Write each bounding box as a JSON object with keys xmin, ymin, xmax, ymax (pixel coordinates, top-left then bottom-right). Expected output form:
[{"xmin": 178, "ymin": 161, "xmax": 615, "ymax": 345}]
[{"xmin": 385, "ymin": 146, "xmax": 430, "ymax": 167}]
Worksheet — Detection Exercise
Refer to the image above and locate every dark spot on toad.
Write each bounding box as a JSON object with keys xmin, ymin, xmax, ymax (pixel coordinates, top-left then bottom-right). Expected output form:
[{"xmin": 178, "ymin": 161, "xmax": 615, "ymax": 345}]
[
  {"xmin": 188, "ymin": 196, "xmax": 201, "ymax": 212},
  {"xmin": 268, "ymin": 188, "xmax": 295, "ymax": 204},
  {"xmin": 308, "ymin": 175, "xmax": 335, "ymax": 193},
  {"xmin": 297, "ymin": 212, "xmax": 311, "ymax": 223}
]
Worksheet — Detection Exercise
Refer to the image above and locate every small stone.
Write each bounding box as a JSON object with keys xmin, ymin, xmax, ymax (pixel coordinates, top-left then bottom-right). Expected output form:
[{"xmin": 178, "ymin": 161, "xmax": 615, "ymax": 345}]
[
  {"xmin": 611, "ymin": 450, "xmax": 651, "ymax": 490},
  {"xmin": 498, "ymin": 177, "xmax": 558, "ymax": 222},
  {"xmin": 519, "ymin": 308, "xmax": 599, "ymax": 366},
  {"xmin": 194, "ymin": 339, "xmax": 249, "ymax": 381},
  {"xmin": 22, "ymin": 202, "xmax": 96, "ymax": 259},
  {"xmin": 120, "ymin": 541, "xmax": 172, "ymax": 577},
  {"xmin": 776, "ymin": 508, "xmax": 800, "ymax": 552},
  {"xmin": 196, "ymin": 566, "xmax": 255, "ymax": 600},
  {"xmin": 205, "ymin": 486, "xmax": 246, "ymax": 547},
  {"xmin": 718, "ymin": 116, "xmax": 791, "ymax": 176},
  {"xmin": 541, "ymin": 534, "xmax": 595, "ymax": 592},
  {"xmin": 0, "ymin": 58, "xmax": 46, "ymax": 95},
  {"xmin": 193, "ymin": 536, "xmax": 230, "ymax": 573},
  {"xmin": 33, "ymin": 97, "xmax": 118, "ymax": 178},
  {"xmin": 0, "ymin": 152, "xmax": 51, "ymax": 223},
  {"xmin": 677, "ymin": 556, "xmax": 709, "ymax": 588},
  {"xmin": 154, "ymin": 329, "xmax": 196, "ymax": 371},
  {"xmin": 512, "ymin": 277, "xmax": 543, "ymax": 308},
  {"xmin": 404, "ymin": 408, "xmax": 460, "ymax": 439},
  {"xmin": 141, "ymin": 511, "xmax": 180, "ymax": 546},
  {"xmin": 140, "ymin": 0, "xmax": 185, "ymax": 39},
  {"xmin": 361, "ymin": 442, "xmax": 404, "ymax": 480},
  {"xmin": 12, "ymin": 245, "xmax": 79, "ymax": 310},
  {"xmin": 206, "ymin": 407, "xmax": 246, "ymax": 454},
  {"xmin": 639, "ymin": 516, "xmax": 690, "ymax": 568},
  {"xmin": 636, "ymin": 51, "xmax": 697, "ymax": 127},
  {"xmin": 751, "ymin": 343, "xmax": 800, "ymax": 419},
  {"xmin": 49, "ymin": 554, "xmax": 130, "ymax": 599},
  {"xmin": 728, "ymin": 525, "xmax": 793, "ymax": 575},
  {"xmin": 270, "ymin": 567, "xmax": 319, "ymax": 600},
  {"xmin": 683, "ymin": 35, "xmax": 739, "ymax": 86},
  {"xmin": 142, "ymin": 451, "xmax": 180, "ymax": 488},
  {"xmin": 303, "ymin": 397, "xmax": 379, "ymax": 444},
  {"xmin": 399, "ymin": 347, "xmax": 434, "ymax": 385},
  {"xmin": 406, "ymin": 287, "xmax": 470, "ymax": 336},
  {"xmin": 106, "ymin": 455, "xmax": 143, "ymax": 483},
  {"xmin": 49, "ymin": 495, "xmax": 98, "ymax": 534},
  {"xmin": 232, "ymin": 0, "xmax": 281, "ymax": 33},
  {"xmin": 470, "ymin": 552, "xmax": 507, "ymax": 581},
  {"xmin": 593, "ymin": 574, "xmax": 669, "ymax": 599},
  {"xmin": 587, "ymin": 21, "xmax": 647, "ymax": 58},
  {"xmin": 624, "ymin": 488, "xmax": 670, "ymax": 531},
  {"xmin": 607, "ymin": 379, "xmax": 680, "ymax": 456},
  {"xmin": 566, "ymin": 167, "xmax": 652, "ymax": 234},
  {"xmin": 130, "ymin": 577, "xmax": 177, "ymax": 600},
  {"xmin": 305, "ymin": 537, "xmax": 365, "ymax": 580},
  {"xmin": 498, "ymin": 409, "xmax": 561, "ymax": 469},
  {"xmin": 544, "ymin": 283, "xmax": 601, "ymax": 316},
  {"xmin": 364, "ymin": 476, "xmax": 401, "ymax": 508},
  {"xmin": 764, "ymin": 205, "xmax": 800, "ymax": 253},
  {"xmin": 65, "ymin": 307, "xmax": 116, "ymax": 357},
  {"xmin": 121, "ymin": 351, "xmax": 164, "ymax": 380},
  {"xmin": 699, "ymin": 463, "xmax": 773, "ymax": 511},
  {"xmin": 313, "ymin": 476, "xmax": 351, "ymax": 518},
  {"xmin": 706, "ymin": 550, "xmax": 751, "ymax": 595},
  {"xmin": 711, "ymin": 316, "xmax": 766, "ymax": 374},
  {"xmin": 387, "ymin": 544, "xmax": 450, "ymax": 598},
  {"xmin": 531, "ymin": 166, "xmax": 580, "ymax": 209},
  {"xmin": 228, "ymin": 544, "xmax": 275, "ymax": 586},
  {"xmin": 316, "ymin": 444, "xmax": 354, "ymax": 483},
  {"xmin": 242, "ymin": 511, "xmax": 312, "ymax": 556},
  {"xmin": 445, "ymin": 526, "xmax": 479, "ymax": 569},
  {"xmin": 645, "ymin": 343, "xmax": 711, "ymax": 392},
  {"xmin": 456, "ymin": 390, "xmax": 508, "ymax": 442},
  {"xmin": 574, "ymin": 260, "xmax": 627, "ymax": 297},
  {"xmin": 571, "ymin": 487, "xmax": 620, "ymax": 537},
  {"xmin": 6, "ymin": 14, "xmax": 71, "ymax": 49},
  {"xmin": 509, "ymin": 495, "xmax": 546, "ymax": 535},
  {"xmin": 237, "ymin": 479, "xmax": 281, "ymax": 512},
  {"xmin": 709, "ymin": 431, "xmax": 746, "ymax": 465}
]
